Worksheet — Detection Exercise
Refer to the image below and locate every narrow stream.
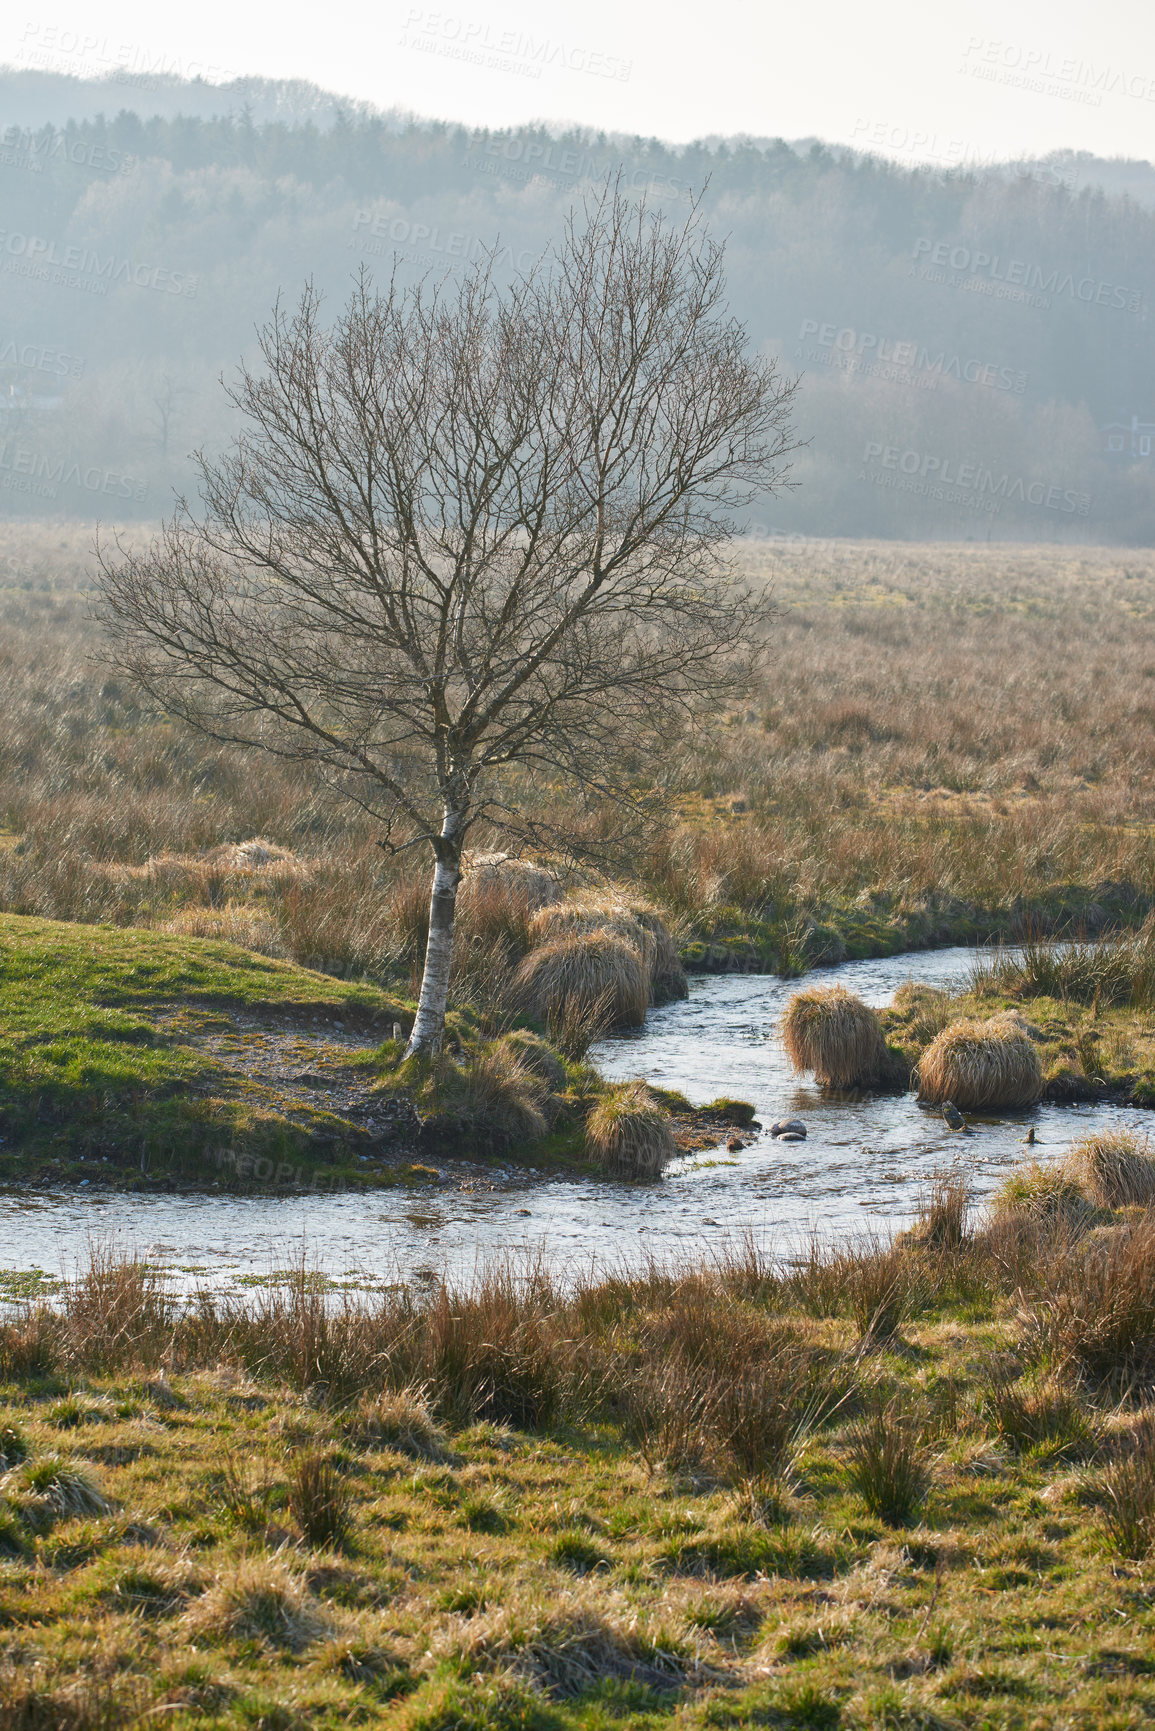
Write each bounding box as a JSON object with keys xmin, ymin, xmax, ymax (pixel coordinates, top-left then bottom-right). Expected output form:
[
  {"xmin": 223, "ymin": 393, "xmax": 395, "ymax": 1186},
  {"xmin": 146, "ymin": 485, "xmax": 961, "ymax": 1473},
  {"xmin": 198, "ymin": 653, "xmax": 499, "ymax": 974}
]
[{"xmin": 0, "ymin": 946, "xmax": 1141, "ymax": 1295}]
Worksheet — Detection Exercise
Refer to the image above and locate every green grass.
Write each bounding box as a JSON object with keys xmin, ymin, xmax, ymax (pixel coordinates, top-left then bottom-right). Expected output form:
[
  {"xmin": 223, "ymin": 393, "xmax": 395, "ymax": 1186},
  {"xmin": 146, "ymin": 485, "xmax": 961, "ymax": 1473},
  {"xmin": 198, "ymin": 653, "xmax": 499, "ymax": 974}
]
[
  {"xmin": 0, "ymin": 912, "xmax": 414, "ymax": 1187},
  {"xmin": 0, "ymin": 1230, "xmax": 1154, "ymax": 1728}
]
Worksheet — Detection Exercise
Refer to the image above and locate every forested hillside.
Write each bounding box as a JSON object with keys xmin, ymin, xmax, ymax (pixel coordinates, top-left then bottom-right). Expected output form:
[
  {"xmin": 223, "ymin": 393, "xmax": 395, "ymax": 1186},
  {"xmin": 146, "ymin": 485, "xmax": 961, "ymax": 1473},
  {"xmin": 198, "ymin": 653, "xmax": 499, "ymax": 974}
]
[{"xmin": 1, "ymin": 71, "xmax": 1153, "ymax": 540}]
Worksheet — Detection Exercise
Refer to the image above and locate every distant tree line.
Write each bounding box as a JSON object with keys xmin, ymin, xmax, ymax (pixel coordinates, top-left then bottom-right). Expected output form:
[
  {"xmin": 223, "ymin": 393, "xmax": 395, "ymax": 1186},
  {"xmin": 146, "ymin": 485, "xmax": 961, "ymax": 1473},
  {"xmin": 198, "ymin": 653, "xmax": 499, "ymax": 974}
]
[{"xmin": 0, "ymin": 94, "xmax": 1153, "ymax": 540}]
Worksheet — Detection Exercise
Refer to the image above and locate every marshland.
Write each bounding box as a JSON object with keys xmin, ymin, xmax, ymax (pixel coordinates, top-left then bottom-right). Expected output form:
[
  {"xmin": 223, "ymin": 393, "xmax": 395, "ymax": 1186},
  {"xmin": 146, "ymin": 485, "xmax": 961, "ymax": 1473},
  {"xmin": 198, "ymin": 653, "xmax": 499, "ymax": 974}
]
[{"xmin": 4, "ymin": 528, "xmax": 1155, "ymax": 1727}]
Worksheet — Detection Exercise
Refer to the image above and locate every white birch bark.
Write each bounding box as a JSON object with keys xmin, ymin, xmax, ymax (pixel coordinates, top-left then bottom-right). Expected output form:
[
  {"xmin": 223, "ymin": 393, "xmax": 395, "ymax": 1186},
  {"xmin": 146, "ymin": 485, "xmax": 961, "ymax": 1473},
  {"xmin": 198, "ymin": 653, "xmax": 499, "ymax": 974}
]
[{"xmin": 406, "ymin": 820, "xmax": 463, "ymax": 1055}]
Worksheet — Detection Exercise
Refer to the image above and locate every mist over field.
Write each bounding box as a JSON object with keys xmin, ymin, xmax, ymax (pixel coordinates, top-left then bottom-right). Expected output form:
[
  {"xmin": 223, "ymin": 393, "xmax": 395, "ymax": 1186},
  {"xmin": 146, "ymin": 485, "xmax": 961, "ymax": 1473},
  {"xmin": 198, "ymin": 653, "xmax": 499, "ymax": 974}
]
[{"xmin": 0, "ymin": 66, "xmax": 1153, "ymax": 544}]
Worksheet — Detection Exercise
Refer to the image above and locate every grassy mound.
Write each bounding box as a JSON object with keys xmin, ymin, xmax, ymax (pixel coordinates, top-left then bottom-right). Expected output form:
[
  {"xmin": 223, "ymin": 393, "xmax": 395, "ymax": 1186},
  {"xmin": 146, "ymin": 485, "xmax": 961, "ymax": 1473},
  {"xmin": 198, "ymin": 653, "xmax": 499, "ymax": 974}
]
[
  {"xmin": 461, "ymin": 851, "xmax": 564, "ymax": 910},
  {"xmin": 1062, "ymin": 1130, "xmax": 1155, "ymax": 1210},
  {"xmin": 529, "ymin": 893, "xmax": 687, "ymax": 1005},
  {"xmin": 513, "ymin": 931, "xmax": 648, "ymax": 1037},
  {"xmin": 781, "ymin": 986, "xmax": 891, "ymax": 1088},
  {"xmin": 583, "ymin": 1079, "xmax": 675, "ymax": 1178},
  {"xmin": 378, "ymin": 1042, "xmax": 554, "ymax": 1153},
  {"xmin": 917, "ymin": 1013, "xmax": 1044, "ymax": 1110},
  {"xmin": 0, "ymin": 911, "xmax": 414, "ymax": 1185}
]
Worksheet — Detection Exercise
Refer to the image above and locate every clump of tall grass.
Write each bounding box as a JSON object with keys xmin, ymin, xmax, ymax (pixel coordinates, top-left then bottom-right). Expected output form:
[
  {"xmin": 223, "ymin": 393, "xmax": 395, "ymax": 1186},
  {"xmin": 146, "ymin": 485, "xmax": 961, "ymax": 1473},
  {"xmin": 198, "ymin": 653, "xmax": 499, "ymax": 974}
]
[
  {"xmin": 61, "ymin": 1246, "xmax": 172, "ymax": 1371},
  {"xmin": 345, "ymin": 1387, "xmax": 449, "ymax": 1460},
  {"xmin": 972, "ymin": 920, "xmax": 1155, "ymax": 1010},
  {"xmin": 514, "ymin": 931, "xmax": 648, "ymax": 1032},
  {"xmin": 529, "ymin": 892, "xmax": 686, "ymax": 1004},
  {"xmin": 462, "ymin": 850, "xmax": 563, "ymax": 907},
  {"xmin": 384, "ymin": 1044, "xmax": 553, "ymax": 1150},
  {"xmin": 910, "ymin": 1169, "xmax": 971, "ymax": 1251},
  {"xmin": 419, "ymin": 1264, "xmax": 564, "ymax": 1429},
  {"xmin": 1100, "ymin": 1418, "xmax": 1155, "ymax": 1559},
  {"xmin": 846, "ymin": 1397, "xmax": 932, "ymax": 1526},
  {"xmin": 584, "ymin": 1080, "xmax": 676, "ymax": 1179},
  {"xmin": 1022, "ymin": 1215, "xmax": 1155, "ymax": 1384},
  {"xmin": 990, "ymin": 1162, "xmax": 1104, "ymax": 1235},
  {"xmin": 980, "ymin": 1367, "xmax": 1096, "ymax": 1459},
  {"xmin": 781, "ymin": 986, "xmax": 889, "ymax": 1088},
  {"xmin": 916, "ymin": 1013, "xmax": 1043, "ymax": 1111},
  {"xmin": 287, "ymin": 1449, "xmax": 352, "ymax": 1547},
  {"xmin": 496, "ymin": 1030, "xmax": 568, "ymax": 1090},
  {"xmin": 1061, "ymin": 1130, "xmax": 1155, "ymax": 1210},
  {"xmin": 838, "ymin": 1243, "xmax": 922, "ymax": 1343},
  {"xmin": 182, "ymin": 1556, "xmax": 335, "ymax": 1650}
]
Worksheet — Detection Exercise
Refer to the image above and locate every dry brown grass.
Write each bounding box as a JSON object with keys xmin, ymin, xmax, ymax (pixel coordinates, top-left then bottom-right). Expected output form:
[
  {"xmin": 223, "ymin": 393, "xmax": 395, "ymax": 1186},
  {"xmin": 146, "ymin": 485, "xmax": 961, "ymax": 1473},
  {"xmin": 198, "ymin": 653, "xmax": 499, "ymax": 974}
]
[
  {"xmin": 583, "ymin": 1080, "xmax": 676, "ymax": 1179},
  {"xmin": 916, "ymin": 1013, "xmax": 1044, "ymax": 1110},
  {"xmin": 461, "ymin": 851, "xmax": 564, "ymax": 909},
  {"xmin": 514, "ymin": 930, "xmax": 649, "ymax": 1031},
  {"xmin": 181, "ymin": 1555, "xmax": 336, "ymax": 1650},
  {"xmin": 1061, "ymin": 1131, "xmax": 1155, "ymax": 1210},
  {"xmin": 781, "ymin": 986, "xmax": 888, "ymax": 1088},
  {"xmin": 437, "ymin": 1586, "xmax": 692, "ymax": 1696},
  {"xmin": 529, "ymin": 893, "xmax": 686, "ymax": 1004},
  {"xmin": 159, "ymin": 900, "xmax": 286, "ymax": 954},
  {"xmin": 4, "ymin": 537, "xmax": 1155, "ymax": 1005}
]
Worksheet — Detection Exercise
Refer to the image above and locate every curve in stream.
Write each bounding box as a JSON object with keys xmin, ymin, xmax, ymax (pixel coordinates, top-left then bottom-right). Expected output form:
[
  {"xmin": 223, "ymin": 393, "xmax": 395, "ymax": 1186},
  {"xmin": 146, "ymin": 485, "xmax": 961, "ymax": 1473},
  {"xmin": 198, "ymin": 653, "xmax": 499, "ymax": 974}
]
[{"xmin": 0, "ymin": 946, "xmax": 1140, "ymax": 1295}]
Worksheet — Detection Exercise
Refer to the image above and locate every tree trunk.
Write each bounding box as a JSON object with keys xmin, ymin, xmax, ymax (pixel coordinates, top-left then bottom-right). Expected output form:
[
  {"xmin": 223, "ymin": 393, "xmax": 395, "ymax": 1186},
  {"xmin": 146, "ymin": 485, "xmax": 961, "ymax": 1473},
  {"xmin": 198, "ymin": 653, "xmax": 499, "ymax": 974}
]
[{"xmin": 406, "ymin": 818, "xmax": 464, "ymax": 1056}]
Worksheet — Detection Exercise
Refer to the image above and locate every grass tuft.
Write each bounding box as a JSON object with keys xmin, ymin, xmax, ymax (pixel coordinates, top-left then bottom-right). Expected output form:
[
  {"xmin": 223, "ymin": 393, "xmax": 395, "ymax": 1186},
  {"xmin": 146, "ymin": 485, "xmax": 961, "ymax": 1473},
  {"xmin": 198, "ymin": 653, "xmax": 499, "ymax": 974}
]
[
  {"xmin": 916, "ymin": 1013, "xmax": 1043, "ymax": 1111},
  {"xmin": 182, "ymin": 1555, "xmax": 335, "ymax": 1650},
  {"xmin": 781, "ymin": 987, "xmax": 889, "ymax": 1088},
  {"xmin": 846, "ymin": 1397, "xmax": 932, "ymax": 1527},
  {"xmin": 514, "ymin": 932, "xmax": 648, "ymax": 1033},
  {"xmin": 584, "ymin": 1080, "xmax": 676, "ymax": 1179},
  {"xmin": 286, "ymin": 1448, "xmax": 352, "ymax": 1547}
]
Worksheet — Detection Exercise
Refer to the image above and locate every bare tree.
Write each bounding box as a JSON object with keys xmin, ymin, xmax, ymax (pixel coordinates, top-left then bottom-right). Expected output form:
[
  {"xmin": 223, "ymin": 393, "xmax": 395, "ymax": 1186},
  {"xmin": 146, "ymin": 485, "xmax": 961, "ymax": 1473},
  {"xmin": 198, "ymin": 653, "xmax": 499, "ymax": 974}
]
[
  {"xmin": 96, "ymin": 185, "xmax": 797, "ymax": 1054},
  {"xmin": 148, "ymin": 373, "xmax": 190, "ymax": 456}
]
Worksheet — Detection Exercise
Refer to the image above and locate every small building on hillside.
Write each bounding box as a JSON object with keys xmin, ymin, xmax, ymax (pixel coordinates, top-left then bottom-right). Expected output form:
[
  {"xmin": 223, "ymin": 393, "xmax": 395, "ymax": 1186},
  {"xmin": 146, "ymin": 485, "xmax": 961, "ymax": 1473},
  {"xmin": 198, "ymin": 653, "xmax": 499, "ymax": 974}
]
[{"xmin": 1101, "ymin": 415, "xmax": 1155, "ymax": 458}]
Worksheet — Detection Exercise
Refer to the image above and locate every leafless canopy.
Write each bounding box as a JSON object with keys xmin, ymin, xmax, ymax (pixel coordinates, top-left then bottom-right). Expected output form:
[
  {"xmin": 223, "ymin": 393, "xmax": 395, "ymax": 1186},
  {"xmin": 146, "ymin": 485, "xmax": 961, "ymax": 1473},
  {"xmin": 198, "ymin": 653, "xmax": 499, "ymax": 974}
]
[{"xmin": 97, "ymin": 182, "xmax": 797, "ymax": 1048}]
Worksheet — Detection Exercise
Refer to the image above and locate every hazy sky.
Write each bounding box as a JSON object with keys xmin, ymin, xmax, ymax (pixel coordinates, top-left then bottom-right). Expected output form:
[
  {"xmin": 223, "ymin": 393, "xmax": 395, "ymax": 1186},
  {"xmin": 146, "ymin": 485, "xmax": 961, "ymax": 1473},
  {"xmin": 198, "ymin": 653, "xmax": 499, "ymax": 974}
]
[{"xmin": 4, "ymin": 0, "xmax": 1155, "ymax": 161}]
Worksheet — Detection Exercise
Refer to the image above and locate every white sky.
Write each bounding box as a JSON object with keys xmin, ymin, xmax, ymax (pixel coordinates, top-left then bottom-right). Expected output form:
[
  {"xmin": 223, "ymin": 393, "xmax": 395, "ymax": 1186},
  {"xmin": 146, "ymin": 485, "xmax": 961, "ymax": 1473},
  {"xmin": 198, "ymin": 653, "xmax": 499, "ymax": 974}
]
[{"xmin": 3, "ymin": 0, "xmax": 1155, "ymax": 162}]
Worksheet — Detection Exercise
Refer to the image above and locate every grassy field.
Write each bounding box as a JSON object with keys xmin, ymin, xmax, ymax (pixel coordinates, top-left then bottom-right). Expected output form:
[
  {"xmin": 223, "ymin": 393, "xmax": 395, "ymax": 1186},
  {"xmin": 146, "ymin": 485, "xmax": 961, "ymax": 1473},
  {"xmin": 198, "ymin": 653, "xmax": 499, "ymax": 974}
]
[
  {"xmin": 2, "ymin": 1186, "xmax": 1155, "ymax": 1730},
  {"xmin": 1, "ymin": 529, "xmax": 1154, "ymax": 988}
]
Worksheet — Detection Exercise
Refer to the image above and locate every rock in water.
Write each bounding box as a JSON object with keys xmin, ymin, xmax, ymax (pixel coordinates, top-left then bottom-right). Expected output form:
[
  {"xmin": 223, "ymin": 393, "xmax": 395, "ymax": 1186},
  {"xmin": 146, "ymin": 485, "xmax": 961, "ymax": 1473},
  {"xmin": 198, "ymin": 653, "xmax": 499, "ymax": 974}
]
[{"xmin": 770, "ymin": 1119, "xmax": 807, "ymax": 1139}]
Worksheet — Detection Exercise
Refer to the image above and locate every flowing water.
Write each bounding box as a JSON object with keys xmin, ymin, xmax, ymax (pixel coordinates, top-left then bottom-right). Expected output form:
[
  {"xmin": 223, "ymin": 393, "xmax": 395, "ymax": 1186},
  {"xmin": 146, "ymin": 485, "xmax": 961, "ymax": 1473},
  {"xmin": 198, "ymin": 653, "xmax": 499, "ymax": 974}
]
[{"xmin": 0, "ymin": 946, "xmax": 1142, "ymax": 1295}]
